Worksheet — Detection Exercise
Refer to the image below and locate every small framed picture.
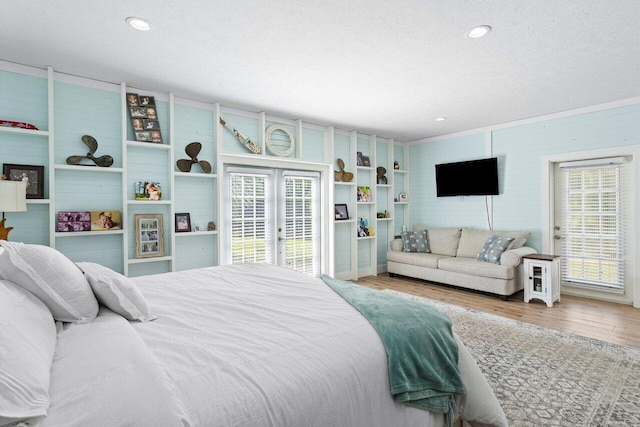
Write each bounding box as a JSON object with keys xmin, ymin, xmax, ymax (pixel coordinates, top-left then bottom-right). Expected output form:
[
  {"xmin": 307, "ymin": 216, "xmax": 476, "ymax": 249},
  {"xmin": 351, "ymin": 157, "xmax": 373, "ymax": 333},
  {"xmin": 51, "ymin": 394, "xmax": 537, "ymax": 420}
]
[
  {"xmin": 134, "ymin": 214, "xmax": 164, "ymax": 258},
  {"xmin": 175, "ymin": 212, "xmax": 191, "ymax": 232},
  {"xmin": 134, "ymin": 182, "xmax": 162, "ymax": 200},
  {"xmin": 126, "ymin": 93, "xmax": 140, "ymax": 106},
  {"xmin": 57, "ymin": 211, "xmax": 90, "ymax": 232},
  {"xmin": 150, "ymin": 130, "xmax": 163, "ymax": 143},
  {"xmin": 335, "ymin": 203, "xmax": 349, "ymax": 221},
  {"xmin": 363, "ymin": 156, "xmax": 370, "ymax": 167},
  {"xmin": 145, "ymin": 107, "xmax": 158, "ymax": 120},
  {"xmin": 129, "ymin": 106, "xmax": 147, "ymax": 118},
  {"xmin": 139, "ymin": 95, "xmax": 156, "ymax": 107},
  {"xmin": 90, "ymin": 210, "xmax": 121, "ymax": 231},
  {"xmin": 135, "ymin": 131, "xmax": 152, "ymax": 142},
  {"xmin": 143, "ymin": 119, "xmax": 160, "ymax": 130},
  {"xmin": 3, "ymin": 163, "xmax": 45, "ymax": 199},
  {"xmin": 357, "ymin": 186, "xmax": 371, "ymax": 202},
  {"xmin": 356, "ymin": 151, "xmax": 363, "ymax": 166},
  {"xmin": 399, "ymin": 192, "xmax": 409, "ymax": 202},
  {"xmin": 131, "ymin": 118, "xmax": 144, "ymax": 131}
]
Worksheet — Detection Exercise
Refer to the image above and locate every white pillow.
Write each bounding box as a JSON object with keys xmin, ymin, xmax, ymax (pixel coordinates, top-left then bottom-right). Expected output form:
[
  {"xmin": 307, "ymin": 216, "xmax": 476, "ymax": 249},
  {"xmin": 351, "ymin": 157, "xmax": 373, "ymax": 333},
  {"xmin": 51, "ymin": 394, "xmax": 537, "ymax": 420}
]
[
  {"xmin": 0, "ymin": 279, "xmax": 57, "ymax": 425},
  {"xmin": 0, "ymin": 241, "xmax": 98, "ymax": 323},
  {"xmin": 76, "ymin": 262, "xmax": 157, "ymax": 322}
]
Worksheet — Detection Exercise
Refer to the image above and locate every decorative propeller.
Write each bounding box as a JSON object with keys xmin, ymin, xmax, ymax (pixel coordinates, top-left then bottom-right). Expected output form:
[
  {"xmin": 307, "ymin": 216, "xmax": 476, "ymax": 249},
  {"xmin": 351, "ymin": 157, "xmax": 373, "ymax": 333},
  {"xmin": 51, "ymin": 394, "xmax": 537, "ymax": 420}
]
[
  {"xmin": 176, "ymin": 142, "xmax": 212, "ymax": 173},
  {"xmin": 334, "ymin": 158, "xmax": 353, "ymax": 182},
  {"xmin": 66, "ymin": 135, "xmax": 114, "ymax": 167}
]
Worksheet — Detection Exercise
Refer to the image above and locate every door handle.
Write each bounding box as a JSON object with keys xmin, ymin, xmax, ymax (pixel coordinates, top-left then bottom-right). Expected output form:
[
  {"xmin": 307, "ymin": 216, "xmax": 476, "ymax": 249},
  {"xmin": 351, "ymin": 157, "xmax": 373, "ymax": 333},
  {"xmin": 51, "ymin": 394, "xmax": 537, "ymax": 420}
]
[
  {"xmin": 278, "ymin": 236, "xmax": 285, "ymax": 241},
  {"xmin": 554, "ymin": 235, "xmax": 561, "ymax": 240}
]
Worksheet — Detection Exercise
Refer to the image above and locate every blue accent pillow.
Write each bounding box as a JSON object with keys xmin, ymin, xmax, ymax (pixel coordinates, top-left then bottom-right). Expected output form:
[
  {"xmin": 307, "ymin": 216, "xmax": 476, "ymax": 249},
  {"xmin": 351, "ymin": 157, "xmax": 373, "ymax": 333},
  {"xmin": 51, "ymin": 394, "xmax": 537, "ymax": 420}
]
[
  {"xmin": 401, "ymin": 230, "xmax": 430, "ymax": 253},
  {"xmin": 476, "ymin": 235, "xmax": 515, "ymax": 263}
]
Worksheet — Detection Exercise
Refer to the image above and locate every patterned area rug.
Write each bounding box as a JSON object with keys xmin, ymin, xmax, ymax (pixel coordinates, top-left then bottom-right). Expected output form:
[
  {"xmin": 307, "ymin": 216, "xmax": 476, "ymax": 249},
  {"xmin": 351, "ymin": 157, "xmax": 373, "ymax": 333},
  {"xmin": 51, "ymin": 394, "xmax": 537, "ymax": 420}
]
[{"xmin": 387, "ymin": 291, "xmax": 640, "ymax": 426}]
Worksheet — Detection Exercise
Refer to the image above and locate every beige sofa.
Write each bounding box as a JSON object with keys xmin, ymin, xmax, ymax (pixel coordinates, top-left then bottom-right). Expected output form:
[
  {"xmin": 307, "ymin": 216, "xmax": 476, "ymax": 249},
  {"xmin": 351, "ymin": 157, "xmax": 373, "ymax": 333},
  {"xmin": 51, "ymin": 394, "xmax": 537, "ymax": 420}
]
[{"xmin": 387, "ymin": 226, "xmax": 537, "ymax": 299}]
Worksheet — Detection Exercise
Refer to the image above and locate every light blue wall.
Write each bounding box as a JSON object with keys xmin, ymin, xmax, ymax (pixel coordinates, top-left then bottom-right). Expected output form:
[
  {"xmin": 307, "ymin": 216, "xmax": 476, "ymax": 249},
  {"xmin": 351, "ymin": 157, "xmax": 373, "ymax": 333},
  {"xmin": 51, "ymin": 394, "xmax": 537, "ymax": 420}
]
[{"xmin": 408, "ymin": 103, "xmax": 640, "ymax": 252}]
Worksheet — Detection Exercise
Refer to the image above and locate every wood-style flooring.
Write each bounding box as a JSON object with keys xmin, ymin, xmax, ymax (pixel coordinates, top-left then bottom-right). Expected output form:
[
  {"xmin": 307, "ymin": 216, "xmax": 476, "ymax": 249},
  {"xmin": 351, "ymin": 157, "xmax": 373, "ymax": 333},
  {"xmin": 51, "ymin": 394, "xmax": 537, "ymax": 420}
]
[{"xmin": 356, "ymin": 273, "xmax": 640, "ymax": 349}]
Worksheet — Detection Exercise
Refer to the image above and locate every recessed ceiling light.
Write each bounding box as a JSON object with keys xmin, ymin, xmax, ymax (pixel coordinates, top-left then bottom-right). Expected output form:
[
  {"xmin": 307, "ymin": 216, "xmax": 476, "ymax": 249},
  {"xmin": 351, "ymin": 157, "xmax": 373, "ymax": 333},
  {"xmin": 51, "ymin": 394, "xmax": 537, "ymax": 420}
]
[
  {"xmin": 126, "ymin": 16, "xmax": 152, "ymax": 31},
  {"xmin": 435, "ymin": 117, "xmax": 447, "ymax": 122},
  {"xmin": 466, "ymin": 25, "xmax": 491, "ymax": 39}
]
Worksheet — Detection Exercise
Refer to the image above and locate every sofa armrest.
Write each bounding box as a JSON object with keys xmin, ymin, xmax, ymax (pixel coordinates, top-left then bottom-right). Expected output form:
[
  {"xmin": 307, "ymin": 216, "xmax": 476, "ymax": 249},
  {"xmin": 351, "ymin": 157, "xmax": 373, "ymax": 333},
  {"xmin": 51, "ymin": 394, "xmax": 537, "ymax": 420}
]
[
  {"xmin": 499, "ymin": 246, "xmax": 538, "ymax": 268},
  {"xmin": 390, "ymin": 238, "xmax": 403, "ymax": 252}
]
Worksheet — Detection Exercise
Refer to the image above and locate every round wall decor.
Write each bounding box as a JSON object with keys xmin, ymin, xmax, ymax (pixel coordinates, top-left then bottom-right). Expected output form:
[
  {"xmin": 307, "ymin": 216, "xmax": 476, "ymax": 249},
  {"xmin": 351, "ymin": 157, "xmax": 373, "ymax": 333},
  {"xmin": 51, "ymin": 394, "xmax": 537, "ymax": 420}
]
[{"xmin": 265, "ymin": 124, "xmax": 295, "ymax": 157}]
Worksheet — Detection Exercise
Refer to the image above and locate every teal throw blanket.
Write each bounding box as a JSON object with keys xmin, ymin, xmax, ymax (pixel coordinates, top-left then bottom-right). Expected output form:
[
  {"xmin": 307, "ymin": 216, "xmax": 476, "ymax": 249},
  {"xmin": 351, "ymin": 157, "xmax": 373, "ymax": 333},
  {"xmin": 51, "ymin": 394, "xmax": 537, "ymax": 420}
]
[{"xmin": 321, "ymin": 275, "xmax": 464, "ymax": 422}]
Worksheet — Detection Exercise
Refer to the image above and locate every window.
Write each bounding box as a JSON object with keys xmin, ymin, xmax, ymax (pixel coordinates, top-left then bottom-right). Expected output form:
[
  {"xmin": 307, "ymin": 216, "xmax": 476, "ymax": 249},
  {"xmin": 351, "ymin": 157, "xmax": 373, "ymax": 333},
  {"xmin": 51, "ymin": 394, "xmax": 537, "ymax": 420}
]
[
  {"xmin": 282, "ymin": 174, "xmax": 319, "ymax": 276},
  {"xmin": 560, "ymin": 159, "xmax": 625, "ymax": 291}
]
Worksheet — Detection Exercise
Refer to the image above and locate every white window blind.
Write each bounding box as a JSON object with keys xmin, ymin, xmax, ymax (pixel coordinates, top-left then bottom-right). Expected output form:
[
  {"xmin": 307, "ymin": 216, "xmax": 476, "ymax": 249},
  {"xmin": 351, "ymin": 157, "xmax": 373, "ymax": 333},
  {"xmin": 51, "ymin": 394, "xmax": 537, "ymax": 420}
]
[
  {"xmin": 230, "ymin": 172, "xmax": 273, "ymax": 264},
  {"xmin": 282, "ymin": 173, "xmax": 320, "ymax": 276},
  {"xmin": 560, "ymin": 160, "xmax": 625, "ymax": 291}
]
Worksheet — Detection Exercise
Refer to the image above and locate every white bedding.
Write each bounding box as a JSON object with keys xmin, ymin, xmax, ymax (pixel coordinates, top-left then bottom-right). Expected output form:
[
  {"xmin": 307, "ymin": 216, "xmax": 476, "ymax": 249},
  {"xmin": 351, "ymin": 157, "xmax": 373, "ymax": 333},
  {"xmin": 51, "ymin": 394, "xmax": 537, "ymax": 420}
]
[{"xmin": 33, "ymin": 263, "xmax": 507, "ymax": 427}]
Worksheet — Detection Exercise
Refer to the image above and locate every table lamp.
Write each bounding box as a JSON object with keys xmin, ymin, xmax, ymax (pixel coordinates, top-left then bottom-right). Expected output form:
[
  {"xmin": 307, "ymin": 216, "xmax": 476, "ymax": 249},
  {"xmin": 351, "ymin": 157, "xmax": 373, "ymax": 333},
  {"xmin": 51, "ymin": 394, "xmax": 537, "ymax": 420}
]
[{"xmin": 0, "ymin": 180, "xmax": 28, "ymax": 240}]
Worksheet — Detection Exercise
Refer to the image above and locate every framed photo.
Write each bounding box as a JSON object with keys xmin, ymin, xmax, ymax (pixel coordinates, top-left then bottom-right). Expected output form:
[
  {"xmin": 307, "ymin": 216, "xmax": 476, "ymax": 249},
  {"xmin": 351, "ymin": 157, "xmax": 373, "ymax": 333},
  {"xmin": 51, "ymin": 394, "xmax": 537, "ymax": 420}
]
[
  {"xmin": 129, "ymin": 106, "xmax": 147, "ymax": 118},
  {"xmin": 139, "ymin": 95, "xmax": 156, "ymax": 107},
  {"xmin": 335, "ymin": 203, "xmax": 349, "ymax": 221},
  {"xmin": 57, "ymin": 211, "xmax": 90, "ymax": 232},
  {"xmin": 134, "ymin": 214, "xmax": 164, "ymax": 258},
  {"xmin": 134, "ymin": 181, "xmax": 162, "ymax": 200},
  {"xmin": 399, "ymin": 192, "xmax": 409, "ymax": 202},
  {"xmin": 175, "ymin": 212, "xmax": 191, "ymax": 232},
  {"xmin": 150, "ymin": 130, "xmax": 163, "ymax": 143},
  {"xmin": 3, "ymin": 163, "xmax": 44, "ymax": 199},
  {"xmin": 357, "ymin": 186, "xmax": 371, "ymax": 202},
  {"xmin": 90, "ymin": 210, "xmax": 121, "ymax": 231},
  {"xmin": 135, "ymin": 131, "xmax": 152, "ymax": 142},
  {"xmin": 356, "ymin": 151, "xmax": 363, "ymax": 166},
  {"xmin": 131, "ymin": 118, "xmax": 144, "ymax": 131},
  {"xmin": 143, "ymin": 119, "xmax": 160, "ymax": 130},
  {"xmin": 126, "ymin": 93, "xmax": 140, "ymax": 106},
  {"xmin": 362, "ymin": 155, "xmax": 370, "ymax": 167},
  {"xmin": 145, "ymin": 107, "xmax": 158, "ymax": 120}
]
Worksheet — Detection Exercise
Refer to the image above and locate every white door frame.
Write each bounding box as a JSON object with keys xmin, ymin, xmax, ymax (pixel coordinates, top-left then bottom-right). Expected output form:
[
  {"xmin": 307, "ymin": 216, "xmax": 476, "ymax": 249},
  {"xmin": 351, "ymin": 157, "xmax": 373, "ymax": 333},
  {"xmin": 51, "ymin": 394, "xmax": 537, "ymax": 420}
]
[
  {"xmin": 218, "ymin": 153, "xmax": 334, "ymax": 276},
  {"xmin": 541, "ymin": 145, "xmax": 640, "ymax": 308}
]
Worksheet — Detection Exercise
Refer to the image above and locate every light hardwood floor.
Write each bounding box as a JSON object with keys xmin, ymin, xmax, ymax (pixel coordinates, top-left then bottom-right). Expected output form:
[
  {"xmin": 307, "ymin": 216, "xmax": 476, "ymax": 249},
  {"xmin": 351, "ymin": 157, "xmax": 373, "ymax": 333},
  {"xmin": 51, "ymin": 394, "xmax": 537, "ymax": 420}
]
[{"xmin": 356, "ymin": 273, "xmax": 640, "ymax": 349}]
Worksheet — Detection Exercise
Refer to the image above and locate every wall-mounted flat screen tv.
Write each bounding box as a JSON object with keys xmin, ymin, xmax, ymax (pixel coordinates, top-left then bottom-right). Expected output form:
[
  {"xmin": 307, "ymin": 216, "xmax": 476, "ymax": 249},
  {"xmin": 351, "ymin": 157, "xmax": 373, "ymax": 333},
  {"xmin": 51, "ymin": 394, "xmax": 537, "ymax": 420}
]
[{"xmin": 435, "ymin": 157, "xmax": 499, "ymax": 197}]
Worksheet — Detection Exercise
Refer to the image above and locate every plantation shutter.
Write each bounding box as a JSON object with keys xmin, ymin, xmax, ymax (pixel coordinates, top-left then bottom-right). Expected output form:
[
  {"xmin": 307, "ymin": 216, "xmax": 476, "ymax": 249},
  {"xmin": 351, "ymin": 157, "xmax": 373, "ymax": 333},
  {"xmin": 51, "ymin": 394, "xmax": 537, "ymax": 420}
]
[
  {"xmin": 281, "ymin": 171, "xmax": 320, "ymax": 276},
  {"xmin": 229, "ymin": 170, "xmax": 274, "ymax": 264},
  {"xmin": 559, "ymin": 157, "xmax": 625, "ymax": 292}
]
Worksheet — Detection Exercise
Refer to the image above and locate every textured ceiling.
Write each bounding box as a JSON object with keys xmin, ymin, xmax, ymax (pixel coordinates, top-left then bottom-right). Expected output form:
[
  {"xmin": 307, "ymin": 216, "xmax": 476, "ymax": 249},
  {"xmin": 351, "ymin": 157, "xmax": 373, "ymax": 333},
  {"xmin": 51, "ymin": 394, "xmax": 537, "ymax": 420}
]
[{"xmin": 1, "ymin": 0, "xmax": 639, "ymax": 141}]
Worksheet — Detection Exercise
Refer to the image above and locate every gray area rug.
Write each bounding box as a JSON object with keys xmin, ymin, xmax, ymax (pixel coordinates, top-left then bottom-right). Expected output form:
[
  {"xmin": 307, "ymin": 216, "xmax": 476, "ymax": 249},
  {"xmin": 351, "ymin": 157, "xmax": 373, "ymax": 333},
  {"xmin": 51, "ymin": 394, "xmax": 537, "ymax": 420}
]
[{"xmin": 387, "ymin": 291, "xmax": 640, "ymax": 426}]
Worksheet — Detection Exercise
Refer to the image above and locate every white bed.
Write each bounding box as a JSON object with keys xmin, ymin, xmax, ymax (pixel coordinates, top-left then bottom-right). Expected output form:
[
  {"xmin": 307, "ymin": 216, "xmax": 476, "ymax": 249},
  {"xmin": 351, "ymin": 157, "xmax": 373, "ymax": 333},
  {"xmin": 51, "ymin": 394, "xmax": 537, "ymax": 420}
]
[{"xmin": 0, "ymin": 242, "xmax": 507, "ymax": 427}]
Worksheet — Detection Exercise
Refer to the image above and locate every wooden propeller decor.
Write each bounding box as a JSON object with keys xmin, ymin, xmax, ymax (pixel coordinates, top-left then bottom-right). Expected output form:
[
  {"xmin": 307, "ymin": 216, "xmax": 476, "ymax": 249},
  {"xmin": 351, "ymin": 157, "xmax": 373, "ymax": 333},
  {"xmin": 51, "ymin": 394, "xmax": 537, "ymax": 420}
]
[
  {"xmin": 176, "ymin": 142, "xmax": 212, "ymax": 173},
  {"xmin": 66, "ymin": 135, "xmax": 114, "ymax": 167}
]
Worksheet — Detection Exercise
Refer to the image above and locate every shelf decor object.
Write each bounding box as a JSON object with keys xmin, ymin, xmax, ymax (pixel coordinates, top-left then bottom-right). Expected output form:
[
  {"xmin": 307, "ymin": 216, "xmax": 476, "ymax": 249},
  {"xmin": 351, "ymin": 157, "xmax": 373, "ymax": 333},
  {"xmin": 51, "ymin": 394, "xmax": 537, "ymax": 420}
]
[
  {"xmin": 90, "ymin": 211, "xmax": 121, "ymax": 231},
  {"xmin": 2, "ymin": 163, "xmax": 45, "ymax": 199},
  {"xmin": 219, "ymin": 116, "xmax": 261, "ymax": 154},
  {"xmin": 134, "ymin": 182, "xmax": 162, "ymax": 201},
  {"xmin": 57, "ymin": 211, "xmax": 91, "ymax": 232},
  {"xmin": 65, "ymin": 135, "xmax": 114, "ymax": 167},
  {"xmin": 175, "ymin": 212, "xmax": 191, "ymax": 232},
  {"xmin": 335, "ymin": 203, "xmax": 349, "ymax": 220},
  {"xmin": 0, "ymin": 120, "xmax": 38, "ymax": 130},
  {"xmin": 357, "ymin": 186, "xmax": 371, "ymax": 202},
  {"xmin": 265, "ymin": 123, "xmax": 295, "ymax": 157},
  {"xmin": 127, "ymin": 93, "xmax": 163, "ymax": 143},
  {"xmin": 0, "ymin": 180, "xmax": 27, "ymax": 240},
  {"xmin": 176, "ymin": 142, "xmax": 212, "ymax": 173},
  {"xmin": 377, "ymin": 166, "xmax": 387, "ymax": 184},
  {"xmin": 134, "ymin": 214, "xmax": 165, "ymax": 259},
  {"xmin": 334, "ymin": 158, "xmax": 353, "ymax": 182}
]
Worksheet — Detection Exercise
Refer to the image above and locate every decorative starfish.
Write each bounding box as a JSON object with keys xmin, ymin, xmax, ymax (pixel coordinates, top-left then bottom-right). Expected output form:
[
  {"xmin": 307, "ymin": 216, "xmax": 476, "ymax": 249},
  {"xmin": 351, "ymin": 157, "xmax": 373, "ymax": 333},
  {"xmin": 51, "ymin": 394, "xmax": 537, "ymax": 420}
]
[
  {"xmin": 66, "ymin": 135, "xmax": 114, "ymax": 167},
  {"xmin": 176, "ymin": 142, "xmax": 212, "ymax": 173}
]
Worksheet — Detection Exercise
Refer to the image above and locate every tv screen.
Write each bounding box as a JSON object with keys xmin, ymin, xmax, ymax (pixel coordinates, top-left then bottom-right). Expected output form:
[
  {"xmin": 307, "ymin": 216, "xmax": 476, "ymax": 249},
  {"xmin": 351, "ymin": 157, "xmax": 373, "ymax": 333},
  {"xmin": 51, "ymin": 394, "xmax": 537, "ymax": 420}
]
[{"xmin": 435, "ymin": 157, "xmax": 499, "ymax": 197}]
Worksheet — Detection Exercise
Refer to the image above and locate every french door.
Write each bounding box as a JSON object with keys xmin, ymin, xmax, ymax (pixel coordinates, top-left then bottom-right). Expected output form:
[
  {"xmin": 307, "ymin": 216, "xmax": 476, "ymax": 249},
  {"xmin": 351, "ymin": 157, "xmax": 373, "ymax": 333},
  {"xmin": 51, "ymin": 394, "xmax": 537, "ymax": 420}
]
[{"xmin": 226, "ymin": 166, "xmax": 321, "ymax": 276}]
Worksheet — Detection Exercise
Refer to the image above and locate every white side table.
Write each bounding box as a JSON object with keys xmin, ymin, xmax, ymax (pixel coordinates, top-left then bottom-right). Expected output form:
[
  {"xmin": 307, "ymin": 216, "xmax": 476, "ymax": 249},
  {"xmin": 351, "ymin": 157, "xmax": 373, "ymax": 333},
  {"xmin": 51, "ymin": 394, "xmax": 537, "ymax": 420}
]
[{"xmin": 523, "ymin": 254, "xmax": 561, "ymax": 307}]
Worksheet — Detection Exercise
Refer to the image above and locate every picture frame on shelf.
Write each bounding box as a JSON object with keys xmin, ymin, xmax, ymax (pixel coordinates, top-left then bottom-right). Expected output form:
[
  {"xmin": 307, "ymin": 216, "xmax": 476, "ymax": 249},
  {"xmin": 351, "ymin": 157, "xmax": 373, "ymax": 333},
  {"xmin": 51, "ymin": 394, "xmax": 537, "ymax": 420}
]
[
  {"xmin": 143, "ymin": 119, "xmax": 160, "ymax": 130},
  {"xmin": 57, "ymin": 211, "xmax": 90, "ymax": 232},
  {"xmin": 356, "ymin": 151, "xmax": 363, "ymax": 166},
  {"xmin": 90, "ymin": 211, "xmax": 121, "ymax": 231},
  {"xmin": 334, "ymin": 203, "xmax": 349, "ymax": 221},
  {"xmin": 129, "ymin": 106, "xmax": 146, "ymax": 118},
  {"xmin": 131, "ymin": 118, "xmax": 144, "ymax": 131},
  {"xmin": 145, "ymin": 107, "xmax": 158, "ymax": 120},
  {"xmin": 134, "ymin": 214, "xmax": 164, "ymax": 258},
  {"xmin": 357, "ymin": 217, "xmax": 373, "ymax": 237},
  {"xmin": 362, "ymin": 155, "xmax": 370, "ymax": 167},
  {"xmin": 134, "ymin": 131, "xmax": 152, "ymax": 142},
  {"xmin": 126, "ymin": 93, "xmax": 140, "ymax": 107},
  {"xmin": 150, "ymin": 130, "xmax": 163, "ymax": 143},
  {"xmin": 2, "ymin": 163, "xmax": 45, "ymax": 199},
  {"xmin": 128, "ymin": 92, "xmax": 163, "ymax": 143},
  {"xmin": 139, "ymin": 95, "xmax": 156, "ymax": 107},
  {"xmin": 399, "ymin": 192, "xmax": 409, "ymax": 202},
  {"xmin": 357, "ymin": 186, "xmax": 371, "ymax": 202},
  {"xmin": 134, "ymin": 182, "xmax": 162, "ymax": 200},
  {"xmin": 175, "ymin": 212, "xmax": 191, "ymax": 232}
]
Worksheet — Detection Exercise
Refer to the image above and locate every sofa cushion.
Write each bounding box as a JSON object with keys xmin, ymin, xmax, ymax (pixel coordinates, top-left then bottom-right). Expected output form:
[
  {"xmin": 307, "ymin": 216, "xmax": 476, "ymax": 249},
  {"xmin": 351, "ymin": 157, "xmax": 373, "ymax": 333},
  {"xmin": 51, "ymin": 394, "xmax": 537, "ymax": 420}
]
[
  {"xmin": 387, "ymin": 251, "xmax": 449, "ymax": 269},
  {"xmin": 413, "ymin": 226, "xmax": 462, "ymax": 256},
  {"xmin": 437, "ymin": 257, "xmax": 514, "ymax": 280},
  {"xmin": 476, "ymin": 236, "xmax": 515, "ymax": 264},
  {"xmin": 456, "ymin": 228, "xmax": 531, "ymax": 258},
  {"xmin": 400, "ymin": 230, "xmax": 430, "ymax": 253}
]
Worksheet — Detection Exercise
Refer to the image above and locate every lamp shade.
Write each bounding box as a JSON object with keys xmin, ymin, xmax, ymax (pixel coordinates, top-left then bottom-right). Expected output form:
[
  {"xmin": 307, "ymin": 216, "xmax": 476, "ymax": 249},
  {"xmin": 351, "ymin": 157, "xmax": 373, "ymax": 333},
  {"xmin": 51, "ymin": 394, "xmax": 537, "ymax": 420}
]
[{"xmin": 0, "ymin": 181, "xmax": 28, "ymax": 212}]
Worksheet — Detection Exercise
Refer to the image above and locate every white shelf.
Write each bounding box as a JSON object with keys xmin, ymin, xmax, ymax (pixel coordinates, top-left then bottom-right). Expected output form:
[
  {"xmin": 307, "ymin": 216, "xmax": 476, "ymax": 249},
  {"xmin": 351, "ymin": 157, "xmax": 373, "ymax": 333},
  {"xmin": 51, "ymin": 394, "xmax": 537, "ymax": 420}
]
[
  {"xmin": 0, "ymin": 126, "xmax": 49, "ymax": 137},
  {"xmin": 27, "ymin": 199, "xmax": 51, "ymax": 205},
  {"xmin": 128, "ymin": 200, "xmax": 172, "ymax": 205},
  {"xmin": 394, "ymin": 169, "xmax": 408, "ymax": 174},
  {"xmin": 174, "ymin": 172, "xmax": 217, "ymax": 179},
  {"xmin": 334, "ymin": 181, "xmax": 356, "ymax": 186},
  {"xmin": 357, "ymin": 166, "xmax": 374, "ymax": 171},
  {"xmin": 126, "ymin": 140, "xmax": 172, "ymax": 150},
  {"xmin": 334, "ymin": 219, "xmax": 356, "ymax": 224},
  {"xmin": 357, "ymin": 235, "xmax": 376, "ymax": 240},
  {"xmin": 376, "ymin": 217, "xmax": 392, "ymax": 221},
  {"xmin": 127, "ymin": 255, "xmax": 174, "ymax": 265},
  {"xmin": 55, "ymin": 230, "xmax": 125, "ymax": 238},
  {"xmin": 395, "ymin": 201, "xmax": 409, "ymax": 205},
  {"xmin": 175, "ymin": 231, "xmax": 218, "ymax": 237},
  {"xmin": 376, "ymin": 184, "xmax": 392, "ymax": 188},
  {"xmin": 357, "ymin": 201, "xmax": 375, "ymax": 205},
  {"xmin": 54, "ymin": 164, "xmax": 124, "ymax": 173}
]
